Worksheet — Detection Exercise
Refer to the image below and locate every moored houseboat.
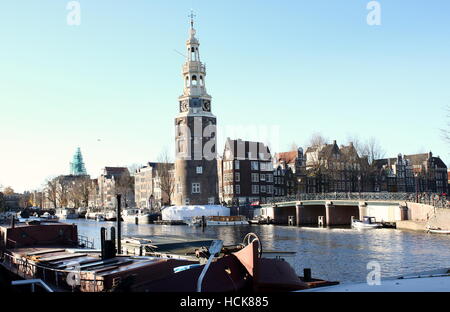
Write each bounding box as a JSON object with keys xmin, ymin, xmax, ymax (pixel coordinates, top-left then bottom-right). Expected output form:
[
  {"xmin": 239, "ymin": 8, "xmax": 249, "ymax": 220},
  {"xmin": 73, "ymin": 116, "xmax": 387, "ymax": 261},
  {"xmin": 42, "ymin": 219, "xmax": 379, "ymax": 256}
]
[
  {"xmin": 55, "ymin": 208, "xmax": 79, "ymax": 220},
  {"xmin": 0, "ymin": 219, "xmax": 338, "ymax": 292}
]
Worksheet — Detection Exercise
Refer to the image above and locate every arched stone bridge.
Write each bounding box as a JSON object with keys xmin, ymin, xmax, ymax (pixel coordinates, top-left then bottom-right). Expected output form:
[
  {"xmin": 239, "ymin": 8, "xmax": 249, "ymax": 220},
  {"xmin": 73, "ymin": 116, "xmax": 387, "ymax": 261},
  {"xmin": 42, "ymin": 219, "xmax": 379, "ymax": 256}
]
[{"xmin": 259, "ymin": 193, "xmax": 448, "ymax": 226}]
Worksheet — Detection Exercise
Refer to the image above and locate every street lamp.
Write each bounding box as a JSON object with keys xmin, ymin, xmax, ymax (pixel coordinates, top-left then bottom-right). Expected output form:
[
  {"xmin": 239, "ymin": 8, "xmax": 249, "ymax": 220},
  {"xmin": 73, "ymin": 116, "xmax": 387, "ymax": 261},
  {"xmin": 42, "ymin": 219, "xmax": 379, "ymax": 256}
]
[
  {"xmin": 358, "ymin": 175, "xmax": 361, "ymax": 199},
  {"xmin": 414, "ymin": 173, "xmax": 419, "ymax": 203}
]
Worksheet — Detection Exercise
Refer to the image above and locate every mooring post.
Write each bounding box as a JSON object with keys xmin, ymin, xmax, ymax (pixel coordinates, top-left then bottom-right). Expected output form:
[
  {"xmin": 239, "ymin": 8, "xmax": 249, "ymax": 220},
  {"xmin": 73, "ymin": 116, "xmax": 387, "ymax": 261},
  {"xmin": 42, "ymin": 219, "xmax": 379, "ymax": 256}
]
[
  {"xmin": 110, "ymin": 226, "xmax": 116, "ymax": 255},
  {"xmin": 303, "ymin": 268, "xmax": 312, "ymax": 282},
  {"xmin": 116, "ymin": 194, "xmax": 122, "ymax": 255},
  {"xmin": 100, "ymin": 227, "xmax": 106, "ymax": 260},
  {"xmin": 295, "ymin": 203, "xmax": 302, "ymax": 227},
  {"xmin": 202, "ymin": 215, "xmax": 206, "ymax": 232}
]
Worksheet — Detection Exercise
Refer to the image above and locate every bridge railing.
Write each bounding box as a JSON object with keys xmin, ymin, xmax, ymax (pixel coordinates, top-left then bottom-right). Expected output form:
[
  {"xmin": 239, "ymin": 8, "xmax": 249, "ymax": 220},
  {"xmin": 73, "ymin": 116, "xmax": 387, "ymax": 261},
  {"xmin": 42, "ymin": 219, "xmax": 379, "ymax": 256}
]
[{"xmin": 266, "ymin": 192, "xmax": 450, "ymax": 209}]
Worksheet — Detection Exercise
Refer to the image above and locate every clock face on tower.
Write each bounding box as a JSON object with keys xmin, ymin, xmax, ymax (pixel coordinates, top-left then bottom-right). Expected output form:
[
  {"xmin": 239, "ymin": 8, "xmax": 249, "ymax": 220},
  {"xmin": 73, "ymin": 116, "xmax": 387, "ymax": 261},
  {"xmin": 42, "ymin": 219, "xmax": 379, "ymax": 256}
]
[
  {"xmin": 202, "ymin": 100, "xmax": 211, "ymax": 112},
  {"xmin": 180, "ymin": 100, "xmax": 189, "ymax": 112}
]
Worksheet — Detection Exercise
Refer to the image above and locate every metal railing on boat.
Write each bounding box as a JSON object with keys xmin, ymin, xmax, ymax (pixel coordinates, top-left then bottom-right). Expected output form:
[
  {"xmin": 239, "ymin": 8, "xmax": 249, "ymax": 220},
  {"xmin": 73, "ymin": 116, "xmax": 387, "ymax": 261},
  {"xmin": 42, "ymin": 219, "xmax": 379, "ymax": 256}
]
[
  {"xmin": 2, "ymin": 252, "xmax": 103, "ymax": 292},
  {"xmin": 11, "ymin": 279, "xmax": 54, "ymax": 292}
]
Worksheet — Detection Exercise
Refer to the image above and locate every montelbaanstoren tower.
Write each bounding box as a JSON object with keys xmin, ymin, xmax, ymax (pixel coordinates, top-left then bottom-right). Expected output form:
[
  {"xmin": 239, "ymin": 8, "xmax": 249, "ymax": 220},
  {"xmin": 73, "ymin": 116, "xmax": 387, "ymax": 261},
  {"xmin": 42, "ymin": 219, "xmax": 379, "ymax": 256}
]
[{"xmin": 174, "ymin": 13, "xmax": 218, "ymax": 206}]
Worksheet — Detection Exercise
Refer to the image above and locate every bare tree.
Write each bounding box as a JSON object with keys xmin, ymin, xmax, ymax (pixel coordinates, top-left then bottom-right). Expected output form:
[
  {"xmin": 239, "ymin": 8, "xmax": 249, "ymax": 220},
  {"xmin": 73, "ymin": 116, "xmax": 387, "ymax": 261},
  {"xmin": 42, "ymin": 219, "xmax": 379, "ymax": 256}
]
[
  {"xmin": 19, "ymin": 192, "xmax": 32, "ymax": 209},
  {"xmin": 0, "ymin": 192, "xmax": 6, "ymax": 212},
  {"xmin": 45, "ymin": 178, "xmax": 58, "ymax": 209},
  {"xmin": 441, "ymin": 105, "xmax": 450, "ymax": 147},
  {"xmin": 3, "ymin": 186, "xmax": 14, "ymax": 195},
  {"xmin": 290, "ymin": 142, "xmax": 299, "ymax": 151},
  {"xmin": 157, "ymin": 148, "xmax": 175, "ymax": 206},
  {"xmin": 114, "ymin": 173, "xmax": 134, "ymax": 209},
  {"xmin": 307, "ymin": 132, "xmax": 328, "ymax": 148},
  {"xmin": 346, "ymin": 134, "xmax": 365, "ymax": 156},
  {"xmin": 361, "ymin": 137, "xmax": 385, "ymax": 164},
  {"xmin": 57, "ymin": 177, "xmax": 70, "ymax": 208}
]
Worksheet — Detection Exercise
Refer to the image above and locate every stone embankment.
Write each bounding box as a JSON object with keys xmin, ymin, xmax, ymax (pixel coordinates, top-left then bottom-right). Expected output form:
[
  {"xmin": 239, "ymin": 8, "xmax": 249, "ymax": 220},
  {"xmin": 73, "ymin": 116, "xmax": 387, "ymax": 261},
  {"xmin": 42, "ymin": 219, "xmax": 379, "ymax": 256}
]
[{"xmin": 396, "ymin": 202, "xmax": 450, "ymax": 232}]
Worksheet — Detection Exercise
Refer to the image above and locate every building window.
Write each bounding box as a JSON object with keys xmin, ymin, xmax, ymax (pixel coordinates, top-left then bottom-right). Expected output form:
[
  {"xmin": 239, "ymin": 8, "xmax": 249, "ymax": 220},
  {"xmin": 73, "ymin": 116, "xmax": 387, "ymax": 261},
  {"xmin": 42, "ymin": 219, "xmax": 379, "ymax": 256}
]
[
  {"xmin": 196, "ymin": 166, "xmax": 203, "ymax": 174},
  {"xmin": 235, "ymin": 185, "xmax": 240, "ymax": 194},
  {"xmin": 252, "ymin": 185, "xmax": 259, "ymax": 194},
  {"xmin": 261, "ymin": 185, "xmax": 266, "ymax": 193},
  {"xmin": 267, "ymin": 174, "xmax": 273, "ymax": 182},
  {"xmin": 235, "ymin": 160, "xmax": 240, "ymax": 170},
  {"xmin": 192, "ymin": 183, "xmax": 201, "ymax": 194},
  {"xmin": 251, "ymin": 161, "xmax": 259, "ymax": 171},
  {"xmin": 260, "ymin": 174, "xmax": 266, "ymax": 181},
  {"xmin": 208, "ymin": 197, "xmax": 214, "ymax": 204},
  {"xmin": 252, "ymin": 173, "xmax": 259, "ymax": 183},
  {"xmin": 235, "ymin": 172, "xmax": 240, "ymax": 182}
]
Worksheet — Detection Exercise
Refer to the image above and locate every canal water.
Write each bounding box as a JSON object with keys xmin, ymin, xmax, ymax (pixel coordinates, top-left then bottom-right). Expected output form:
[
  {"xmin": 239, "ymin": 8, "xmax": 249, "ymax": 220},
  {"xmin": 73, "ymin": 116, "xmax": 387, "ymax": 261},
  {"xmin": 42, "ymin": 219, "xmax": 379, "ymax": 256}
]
[{"xmin": 68, "ymin": 219, "xmax": 450, "ymax": 284}]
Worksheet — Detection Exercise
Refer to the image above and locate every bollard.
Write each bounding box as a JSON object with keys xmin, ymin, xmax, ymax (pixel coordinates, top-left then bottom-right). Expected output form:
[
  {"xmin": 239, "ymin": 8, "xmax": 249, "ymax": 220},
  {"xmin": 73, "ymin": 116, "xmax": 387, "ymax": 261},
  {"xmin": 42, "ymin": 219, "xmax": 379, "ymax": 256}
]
[
  {"xmin": 318, "ymin": 216, "xmax": 324, "ymax": 227},
  {"xmin": 110, "ymin": 227, "xmax": 116, "ymax": 255},
  {"xmin": 116, "ymin": 194, "xmax": 122, "ymax": 255},
  {"xmin": 201, "ymin": 215, "xmax": 206, "ymax": 232},
  {"xmin": 135, "ymin": 216, "xmax": 138, "ymax": 225},
  {"xmin": 303, "ymin": 268, "xmax": 312, "ymax": 282},
  {"xmin": 100, "ymin": 227, "xmax": 106, "ymax": 260},
  {"xmin": 288, "ymin": 216, "xmax": 294, "ymax": 226}
]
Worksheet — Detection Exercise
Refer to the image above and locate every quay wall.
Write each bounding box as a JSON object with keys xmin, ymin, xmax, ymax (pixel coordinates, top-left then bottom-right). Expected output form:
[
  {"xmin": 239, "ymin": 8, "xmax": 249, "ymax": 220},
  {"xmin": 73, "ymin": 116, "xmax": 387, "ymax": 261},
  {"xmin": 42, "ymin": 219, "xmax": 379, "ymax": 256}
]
[
  {"xmin": 401, "ymin": 203, "xmax": 450, "ymax": 231},
  {"xmin": 396, "ymin": 220, "xmax": 427, "ymax": 231},
  {"xmin": 364, "ymin": 204, "xmax": 401, "ymax": 223}
]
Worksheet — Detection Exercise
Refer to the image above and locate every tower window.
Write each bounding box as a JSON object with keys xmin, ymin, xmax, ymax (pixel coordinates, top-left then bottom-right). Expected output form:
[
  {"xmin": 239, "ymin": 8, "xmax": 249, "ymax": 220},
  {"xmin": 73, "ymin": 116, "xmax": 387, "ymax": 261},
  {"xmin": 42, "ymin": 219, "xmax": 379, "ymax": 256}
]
[
  {"xmin": 192, "ymin": 183, "xmax": 201, "ymax": 194},
  {"xmin": 200, "ymin": 76, "xmax": 204, "ymax": 86},
  {"xmin": 185, "ymin": 76, "xmax": 189, "ymax": 87},
  {"xmin": 192, "ymin": 75, "xmax": 198, "ymax": 86}
]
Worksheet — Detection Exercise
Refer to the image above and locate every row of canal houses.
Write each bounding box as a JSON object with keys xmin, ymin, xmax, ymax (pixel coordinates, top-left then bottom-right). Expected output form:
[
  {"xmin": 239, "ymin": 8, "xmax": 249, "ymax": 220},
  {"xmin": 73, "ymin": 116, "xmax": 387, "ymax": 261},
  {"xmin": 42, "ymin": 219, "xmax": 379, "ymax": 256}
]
[{"xmin": 36, "ymin": 141, "xmax": 448, "ymax": 210}]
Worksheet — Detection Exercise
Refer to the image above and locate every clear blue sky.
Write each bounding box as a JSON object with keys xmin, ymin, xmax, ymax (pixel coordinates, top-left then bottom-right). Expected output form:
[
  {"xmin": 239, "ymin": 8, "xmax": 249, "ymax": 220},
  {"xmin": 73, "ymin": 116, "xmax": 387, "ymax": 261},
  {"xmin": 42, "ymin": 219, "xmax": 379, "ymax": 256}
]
[{"xmin": 0, "ymin": 0, "xmax": 449, "ymax": 193}]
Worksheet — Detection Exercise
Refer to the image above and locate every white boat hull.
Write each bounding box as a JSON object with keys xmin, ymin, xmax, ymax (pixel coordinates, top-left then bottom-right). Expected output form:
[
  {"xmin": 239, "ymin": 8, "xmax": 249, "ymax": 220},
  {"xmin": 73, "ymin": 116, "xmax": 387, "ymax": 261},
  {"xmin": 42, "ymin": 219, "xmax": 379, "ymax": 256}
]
[
  {"xmin": 123, "ymin": 215, "xmax": 152, "ymax": 224},
  {"xmin": 352, "ymin": 222, "xmax": 382, "ymax": 229},
  {"xmin": 428, "ymin": 229, "xmax": 450, "ymax": 234},
  {"xmin": 206, "ymin": 220, "xmax": 249, "ymax": 226}
]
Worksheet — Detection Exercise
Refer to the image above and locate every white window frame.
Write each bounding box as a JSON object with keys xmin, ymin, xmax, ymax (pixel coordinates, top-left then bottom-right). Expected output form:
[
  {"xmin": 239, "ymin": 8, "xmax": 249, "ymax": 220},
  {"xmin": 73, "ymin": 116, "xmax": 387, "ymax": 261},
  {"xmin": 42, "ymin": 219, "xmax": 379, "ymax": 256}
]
[
  {"xmin": 196, "ymin": 166, "xmax": 203, "ymax": 174},
  {"xmin": 192, "ymin": 183, "xmax": 201, "ymax": 194}
]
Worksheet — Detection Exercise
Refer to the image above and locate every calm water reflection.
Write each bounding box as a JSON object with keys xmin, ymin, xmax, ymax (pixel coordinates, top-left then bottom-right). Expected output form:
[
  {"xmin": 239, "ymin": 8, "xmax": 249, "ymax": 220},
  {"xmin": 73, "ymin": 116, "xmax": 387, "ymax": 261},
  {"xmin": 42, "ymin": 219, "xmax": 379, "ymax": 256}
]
[{"xmin": 68, "ymin": 219, "xmax": 450, "ymax": 284}]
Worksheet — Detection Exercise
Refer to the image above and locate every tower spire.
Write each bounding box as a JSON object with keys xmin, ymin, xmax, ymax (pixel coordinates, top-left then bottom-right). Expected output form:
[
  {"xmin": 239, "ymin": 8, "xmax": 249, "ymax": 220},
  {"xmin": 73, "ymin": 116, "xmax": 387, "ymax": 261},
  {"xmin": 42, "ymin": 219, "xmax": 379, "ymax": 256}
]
[{"xmin": 189, "ymin": 10, "xmax": 196, "ymax": 29}]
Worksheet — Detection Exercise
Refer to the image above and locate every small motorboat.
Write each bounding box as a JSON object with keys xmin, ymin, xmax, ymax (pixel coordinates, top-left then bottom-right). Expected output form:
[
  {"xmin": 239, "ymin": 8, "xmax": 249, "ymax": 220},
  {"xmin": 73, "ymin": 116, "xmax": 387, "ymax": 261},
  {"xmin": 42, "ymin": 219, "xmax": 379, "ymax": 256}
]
[
  {"xmin": 426, "ymin": 226, "xmax": 450, "ymax": 234},
  {"xmin": 122, "ymin": 208, "xmax": 154, "ymax": 224},
  {"xmin": 206, "ymin": 215, "xmax": 249, "ymax": 226},
  {"xmin": 351, "ymin": 216, "xmax": 382, "ymax": 229},
  {"xmin": 41, "ymin": 212, "xmax": 59, "ymax": 221},
  {"xmin": 96, "ymin": 214, "xmax": 105, "ymax": 222},
  {"xmin": 105, "ymin": 211, "xmax": 117, "ymax": 221},
  {"xmin": 55, "ymin": 208, "xmax": 79, "ymax": 219},
  {"xmin": 187, "ymin": 215, "xmax": 249, "ymax": 226}
]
